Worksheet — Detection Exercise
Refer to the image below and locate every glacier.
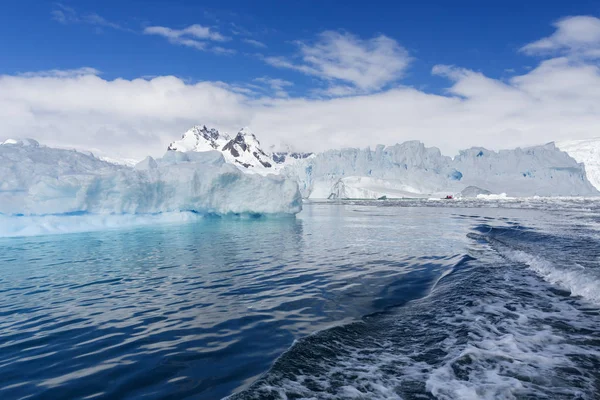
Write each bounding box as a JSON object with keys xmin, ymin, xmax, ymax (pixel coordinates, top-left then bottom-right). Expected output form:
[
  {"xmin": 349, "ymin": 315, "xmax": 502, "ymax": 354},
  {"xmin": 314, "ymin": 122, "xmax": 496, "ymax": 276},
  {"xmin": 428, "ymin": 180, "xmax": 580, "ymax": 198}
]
[
  {"xmin": 281, "ymin": 141, "xmax": 598, "ymax": 198},
  {"xmin": 0, "ymin": 140, "xmax": 302, "ymax": 236},
  {"xmin": 556, "ymin": 138, "xmax": 600, "ymax": 191}
]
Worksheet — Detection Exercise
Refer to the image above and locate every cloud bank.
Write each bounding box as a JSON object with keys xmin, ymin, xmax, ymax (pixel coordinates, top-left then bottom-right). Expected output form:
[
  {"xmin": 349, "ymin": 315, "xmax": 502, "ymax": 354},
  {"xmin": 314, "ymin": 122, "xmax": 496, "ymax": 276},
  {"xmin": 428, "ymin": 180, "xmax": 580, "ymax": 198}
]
[{"xmin": 2, "ymin": 16, "xmax": 600, "ymax": 160}]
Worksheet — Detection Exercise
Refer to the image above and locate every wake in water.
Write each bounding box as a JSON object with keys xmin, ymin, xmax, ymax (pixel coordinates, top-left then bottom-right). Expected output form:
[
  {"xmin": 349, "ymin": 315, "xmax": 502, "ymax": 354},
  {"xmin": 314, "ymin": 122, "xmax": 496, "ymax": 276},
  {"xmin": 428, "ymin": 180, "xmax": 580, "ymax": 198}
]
[
  {"xmin": 232, "ymin": 218, "xmax": 600, "ymax": 399},
  {"xmin": 2, "ymin": 202, "xmax": 600, "ymax": 400}
]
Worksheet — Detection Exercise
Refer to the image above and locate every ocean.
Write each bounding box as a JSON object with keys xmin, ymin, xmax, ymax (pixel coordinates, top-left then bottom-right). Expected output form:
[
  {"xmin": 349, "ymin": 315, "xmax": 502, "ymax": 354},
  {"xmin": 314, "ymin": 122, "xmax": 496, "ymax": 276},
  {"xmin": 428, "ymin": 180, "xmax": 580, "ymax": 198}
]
[{"xmin": 1, "ymin": 199, "xmax": 599, "ymax": 399}]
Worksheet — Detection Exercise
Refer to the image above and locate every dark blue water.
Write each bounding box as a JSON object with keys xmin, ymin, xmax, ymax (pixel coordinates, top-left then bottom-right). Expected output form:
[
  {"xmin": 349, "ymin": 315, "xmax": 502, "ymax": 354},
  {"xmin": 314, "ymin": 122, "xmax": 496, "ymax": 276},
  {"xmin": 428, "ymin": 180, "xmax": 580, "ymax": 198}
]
[{"xmin": 1, "ymin": 201, "xmax": 600, "ymax": 399}]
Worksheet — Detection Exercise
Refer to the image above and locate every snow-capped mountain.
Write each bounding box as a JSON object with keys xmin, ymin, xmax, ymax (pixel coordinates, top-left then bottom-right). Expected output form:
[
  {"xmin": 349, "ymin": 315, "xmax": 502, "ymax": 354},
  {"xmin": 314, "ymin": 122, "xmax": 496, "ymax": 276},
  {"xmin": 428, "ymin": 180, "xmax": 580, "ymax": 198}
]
[
  {"xmin": 168, "ymin": 125, "xmax": 229, "ymax": 153},
  {"xmin": 556, "ymin": 138, "xmax": 600, "ymax": 191},
  {"xmin": 167, "ymin": 125, "xmax": 312, "ymax": 174}
]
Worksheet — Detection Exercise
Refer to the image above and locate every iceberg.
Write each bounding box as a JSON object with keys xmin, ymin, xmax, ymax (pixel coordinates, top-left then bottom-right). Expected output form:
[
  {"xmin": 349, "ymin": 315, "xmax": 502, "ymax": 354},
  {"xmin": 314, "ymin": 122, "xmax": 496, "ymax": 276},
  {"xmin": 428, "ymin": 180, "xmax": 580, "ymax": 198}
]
[
  {"xmin": 0, "ymin": 140, "xmax": 302, "ymax": 234},
  {"xmin": 283, "ymin": 141, "xmax": 598, "ymax": 198}
]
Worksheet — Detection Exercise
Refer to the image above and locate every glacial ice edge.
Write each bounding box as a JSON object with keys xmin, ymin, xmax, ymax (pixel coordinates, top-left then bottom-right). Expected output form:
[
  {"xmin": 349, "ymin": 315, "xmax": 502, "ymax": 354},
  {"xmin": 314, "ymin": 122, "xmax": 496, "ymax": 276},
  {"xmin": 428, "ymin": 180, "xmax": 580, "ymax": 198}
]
[
  {"xmin": 0, "ymin": 142, "xmax": 302, "ymax": 236},
  {"xmin": 282, "ymin": 141, "xmax": 599, "ymax": 198}
]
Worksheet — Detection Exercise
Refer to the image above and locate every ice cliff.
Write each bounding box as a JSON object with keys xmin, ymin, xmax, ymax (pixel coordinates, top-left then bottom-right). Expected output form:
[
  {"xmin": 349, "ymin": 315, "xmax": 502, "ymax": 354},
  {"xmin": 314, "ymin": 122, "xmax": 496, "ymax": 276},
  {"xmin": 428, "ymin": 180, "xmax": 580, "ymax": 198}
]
[
  {"xmin": 281, "ymin": 141, "xmax": 598, "ymax": 198},
  {"xmin": 556, "ymin": 138, "xmax": 600, "ymax": 191},
  {"xmin": 0, "ymin": 140, "xmax": 302, "ymax": 217}
]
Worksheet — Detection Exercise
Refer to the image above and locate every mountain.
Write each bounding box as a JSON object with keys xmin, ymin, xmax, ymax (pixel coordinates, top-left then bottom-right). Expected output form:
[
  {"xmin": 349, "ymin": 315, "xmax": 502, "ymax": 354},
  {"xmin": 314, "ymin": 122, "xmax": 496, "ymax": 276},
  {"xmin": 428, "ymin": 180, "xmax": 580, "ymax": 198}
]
[
  {"xmin": 556, "ymin": 138, "xmax": 600, "ymax": 191},
  {"xmin": 167, "ymin": 125, "xmax": 312, "ymax": 174}
]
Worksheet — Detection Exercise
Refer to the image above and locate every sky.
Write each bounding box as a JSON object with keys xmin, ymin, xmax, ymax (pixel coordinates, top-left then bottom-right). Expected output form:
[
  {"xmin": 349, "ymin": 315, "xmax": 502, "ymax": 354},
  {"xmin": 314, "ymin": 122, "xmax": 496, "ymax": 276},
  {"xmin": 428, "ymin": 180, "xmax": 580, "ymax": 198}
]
[{"xmin": 1, "ymin": 0, "xmax": 600, "ymax": 159}]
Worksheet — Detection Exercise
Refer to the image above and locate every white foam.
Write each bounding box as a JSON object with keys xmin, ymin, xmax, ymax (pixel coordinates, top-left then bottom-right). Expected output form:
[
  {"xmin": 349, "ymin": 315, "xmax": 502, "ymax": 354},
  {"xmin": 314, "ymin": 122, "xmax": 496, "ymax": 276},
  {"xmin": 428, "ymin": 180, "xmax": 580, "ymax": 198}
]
[
  {"xmin": 235, "ymin": 250, "xmax": 600, "ymax": 400},
  {"xmin": 425, "ymin": 293, "xmax": 595, "ymax": 399},
  {"xmin": 501, "ymin": 248, "xmax": 600, "ymax": 305}
]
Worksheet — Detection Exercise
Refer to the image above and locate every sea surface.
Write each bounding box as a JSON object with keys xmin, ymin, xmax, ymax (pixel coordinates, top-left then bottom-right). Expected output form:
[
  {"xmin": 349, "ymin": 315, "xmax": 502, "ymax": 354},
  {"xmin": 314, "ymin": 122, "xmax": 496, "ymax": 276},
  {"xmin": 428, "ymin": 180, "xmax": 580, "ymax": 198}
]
[{"xmin": 1, "ymin": 199, "xmax": 600, "ymax": 399}]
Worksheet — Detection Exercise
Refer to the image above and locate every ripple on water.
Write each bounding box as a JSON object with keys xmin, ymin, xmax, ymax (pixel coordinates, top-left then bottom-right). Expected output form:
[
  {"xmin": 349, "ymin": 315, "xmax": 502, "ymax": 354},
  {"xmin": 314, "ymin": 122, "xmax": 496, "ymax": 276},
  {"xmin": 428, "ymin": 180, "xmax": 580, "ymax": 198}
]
[{"xmin": 1, "ymin": 202, "xmax": 600, "ymax": 399}]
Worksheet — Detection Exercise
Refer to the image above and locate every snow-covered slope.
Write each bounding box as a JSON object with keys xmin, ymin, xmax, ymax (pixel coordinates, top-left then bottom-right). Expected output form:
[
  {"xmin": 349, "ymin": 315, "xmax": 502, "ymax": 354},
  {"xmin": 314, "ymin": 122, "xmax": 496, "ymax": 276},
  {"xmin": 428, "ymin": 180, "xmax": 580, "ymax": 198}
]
[
  {"xmin": 0, "ymin": 140, "xmax": 302, "ymax": 219},
  {"xmin": 167, "ymin": 125, "xmax": 312, "ymax": 174},
  {"xmin": 556, "ymin": 138, "xmax": 600, "ymax": 191},
  {"xmin": 283, "ymin": 141, "xmax": 598, "ymax": 198}
]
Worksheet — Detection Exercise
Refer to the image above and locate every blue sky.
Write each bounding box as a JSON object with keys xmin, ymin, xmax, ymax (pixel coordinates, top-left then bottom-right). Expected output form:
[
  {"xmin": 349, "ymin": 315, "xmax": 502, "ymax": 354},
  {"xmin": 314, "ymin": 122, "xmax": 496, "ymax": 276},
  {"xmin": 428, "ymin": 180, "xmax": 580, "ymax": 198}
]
[
  {"xmin": 2, "ymin": 0, "xmax": 598, "ymax": 93},
  {"xmin": 1, "ymin": 1, "xmax": 600, "ymax": 158}
]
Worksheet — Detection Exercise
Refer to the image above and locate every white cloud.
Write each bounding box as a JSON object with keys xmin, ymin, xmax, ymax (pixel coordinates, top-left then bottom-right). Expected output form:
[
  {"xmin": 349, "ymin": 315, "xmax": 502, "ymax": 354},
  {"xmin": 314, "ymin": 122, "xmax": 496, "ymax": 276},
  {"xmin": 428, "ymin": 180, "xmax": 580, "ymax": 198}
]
[
  {"xmin": 174, "ymin": 38, "xmax": 207, "ymax": 50},
  {"xmin": 18, "ymin": 67, "xmax": 101, "ymax": 78},
  {"xmin": 0, "ymin": 72, "xmax": 250, "ymax": 159},
  {"xmin": 211, "ymin": 46, "xmax": 237, "ymax": 55},
  {"xmin": 3, "ymin": 18, "xmax": 600, "ymax": 160},
  {"xmin": 311, "ymin": 85, "xmax": 359, "ymax": 97},
  {"xmin": 254, "ymin": 77, "xmax": 293, "ymax": 97},
  {"xmin": 521, "ymin": 16, "xmax": 600, "ymax": 58},
  {"xmin": 264, "ymin": 31, "xmax": 411, "ymax": 93},
  {"xmin": 143, "ymin": 24, "xmax": 230, "ymax": 51},
  {"xmin": 242, "ymin": 38, "xmax": 267, "ymax": 48},
  {"xmin": 143, "ymin": 24, "xmax": 231, "ymax": 53},
  {"xmin": 51, "ymin": 3, "xmax": 126, "ymax": 31}
]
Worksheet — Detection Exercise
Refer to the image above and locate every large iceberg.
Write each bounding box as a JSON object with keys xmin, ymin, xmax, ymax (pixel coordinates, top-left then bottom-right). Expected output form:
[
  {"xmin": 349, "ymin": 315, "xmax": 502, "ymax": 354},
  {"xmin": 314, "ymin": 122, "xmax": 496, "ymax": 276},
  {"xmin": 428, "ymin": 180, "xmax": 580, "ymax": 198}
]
[
  {"xmin": 0, "ymin": 140, "xmax": 302, "ymax": 221},
  {"xmin": 282, "ymin": 141, "xmax": 598, "ymax": 198}
]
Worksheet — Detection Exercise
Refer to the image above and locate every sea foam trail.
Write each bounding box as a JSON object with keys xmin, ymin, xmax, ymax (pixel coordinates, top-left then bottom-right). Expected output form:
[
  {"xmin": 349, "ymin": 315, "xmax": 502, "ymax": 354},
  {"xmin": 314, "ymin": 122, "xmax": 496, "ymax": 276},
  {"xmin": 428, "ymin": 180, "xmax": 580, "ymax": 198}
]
[
  {"xmin": 231, "ymin": 260, "xmax": 600, "ymax": 399},
  {"xmin": 500, "ymin": 248, "xmax": 600, "ymax": 305},
  {"xmin": 231, "ymin": 219, "xmax": 600, "ymax": 400},
  {"xmin": 471, "ymin": 223, "xmax": 600, "ymax": 306}
]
